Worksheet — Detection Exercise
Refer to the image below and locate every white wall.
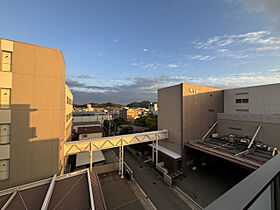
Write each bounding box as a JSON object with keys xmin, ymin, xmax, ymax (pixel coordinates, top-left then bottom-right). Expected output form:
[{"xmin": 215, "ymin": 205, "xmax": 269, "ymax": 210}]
[{"xmin": 224, "ymin": 83, "xmax": 280, "ymax": 114}]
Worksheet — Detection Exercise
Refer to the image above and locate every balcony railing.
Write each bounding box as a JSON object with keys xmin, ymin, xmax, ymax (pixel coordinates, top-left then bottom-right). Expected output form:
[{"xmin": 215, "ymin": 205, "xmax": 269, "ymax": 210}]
[{"xmin": 205, "ymin": 154, "xmax": 280, "ymax": 210}]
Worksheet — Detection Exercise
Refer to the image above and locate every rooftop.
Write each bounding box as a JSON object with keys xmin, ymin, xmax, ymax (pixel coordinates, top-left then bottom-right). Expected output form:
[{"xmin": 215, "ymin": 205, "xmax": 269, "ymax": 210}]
[
  {"xmin": 0, "ymin": 169, "xmax": 106, "ymax": 210},
  {"xmin": 77, "ymin": 126, "xmax": 104, "ymax": 135}
]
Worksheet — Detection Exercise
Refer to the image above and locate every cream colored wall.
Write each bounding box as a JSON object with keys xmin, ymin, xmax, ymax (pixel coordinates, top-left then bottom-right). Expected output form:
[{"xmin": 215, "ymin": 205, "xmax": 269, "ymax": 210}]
[
  {"xmin": 158, "ymin": 84, "xmax": 182, "ymax": 154},
  {"xmin": 64, "ymin": 85, "xmax": 73, "ymax": 142},
  {"xmin": 0, "ymin": 39, "xmax": 66, "ymax": 190},
  {"xmin": 158, "ymin": 83, "xmax": 224, "ymax": 155},
  {"xmin": 182, "ymin": 84, "xmax": 224, "ymax": 143}
]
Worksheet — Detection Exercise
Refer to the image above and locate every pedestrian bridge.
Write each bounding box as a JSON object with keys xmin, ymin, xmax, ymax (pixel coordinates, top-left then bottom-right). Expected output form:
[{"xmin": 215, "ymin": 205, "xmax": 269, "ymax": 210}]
[{"xmin": 64, "ymin": 130, "xmax": 168, "ymax": 177}]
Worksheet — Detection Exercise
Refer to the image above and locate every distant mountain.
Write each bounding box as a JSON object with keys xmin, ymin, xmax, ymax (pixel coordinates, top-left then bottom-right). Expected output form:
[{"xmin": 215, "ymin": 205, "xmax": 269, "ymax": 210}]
[
  {"xmin": 126, "ymin": 101, "xmax": 151, "ymax": 108},
  {"xmin": 74, "ymin": 102, "xmax": 123, "ymax": 108}
]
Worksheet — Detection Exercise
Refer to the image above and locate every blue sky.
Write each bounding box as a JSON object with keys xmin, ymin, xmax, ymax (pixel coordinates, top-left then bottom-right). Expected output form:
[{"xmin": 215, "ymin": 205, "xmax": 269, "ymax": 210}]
[{"xmin": 1, "ymin": 0, "xmax": 280, "ymax": 104}]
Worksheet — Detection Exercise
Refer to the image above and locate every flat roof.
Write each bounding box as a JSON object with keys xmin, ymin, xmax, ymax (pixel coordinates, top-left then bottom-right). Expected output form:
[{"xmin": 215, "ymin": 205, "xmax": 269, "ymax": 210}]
[
  {"xmin": 186, "ymin": 138, "xmax": 273, "ymax": 170},
  {"xmin": 148, "ymin": 144, "xmax": 181, "ymax": 160},
  {"xmin": 73, "ymin": 111, "xmax": 108, "ymax": 115},
  {"xmin": 76, "ymin": 151, "xmax": 105, "ymax": 167},
  {"xmin": 78, "ymin": 126, "xmax": 104, "ymax": 135},
  {"xmin": 74, "ymin": 121, "xmax": 101, "ymax": 126}
]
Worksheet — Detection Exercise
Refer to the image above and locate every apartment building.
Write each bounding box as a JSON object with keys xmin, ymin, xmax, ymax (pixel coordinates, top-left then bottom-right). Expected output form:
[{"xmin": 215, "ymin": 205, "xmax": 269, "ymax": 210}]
[
  {"xmin": 120, "ymin": 107, "xmax": 141, "ymax": 121},
  {"xmin": 0, "ymin": 39, "xmax": 73, "ymax": 190}
]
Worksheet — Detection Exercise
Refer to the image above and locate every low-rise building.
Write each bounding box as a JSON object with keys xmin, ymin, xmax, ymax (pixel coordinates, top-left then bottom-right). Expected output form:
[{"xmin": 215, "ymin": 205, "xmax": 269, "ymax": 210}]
[
  {"xmin": 73, "ymin": 111, "xmax": 112, "ymax": 124},
  {"xmin": 120, "ymin": 107, "xmax": 142, "ymax": 121}
]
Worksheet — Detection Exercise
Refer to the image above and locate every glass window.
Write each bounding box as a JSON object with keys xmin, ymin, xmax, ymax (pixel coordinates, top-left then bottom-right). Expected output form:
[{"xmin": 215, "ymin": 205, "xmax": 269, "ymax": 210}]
[
  {"xmin": 0, "ymin": 159, "xmax": 9, "ymax": 181},
  {"xmin": 0, "ymin": 124, "xmax": 10, "ymax": 144},
  {"xmin": 1, "ymin": 51, "xmax": 12, "ymax": 72},
  {"xmin": 0, "ymin": 89, "xmax": 10, "ymax": 109}
]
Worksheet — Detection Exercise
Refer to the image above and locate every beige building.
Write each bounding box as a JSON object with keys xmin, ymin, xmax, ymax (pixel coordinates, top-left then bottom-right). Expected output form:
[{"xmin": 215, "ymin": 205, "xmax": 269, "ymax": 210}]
[
  {"xmin": 159, "ymin": 82, "xmax": 280, "ymax": 172},
  {"xmin": 158, "ymin": 83, "xmax": 224, "ymax": 154},
  {"xmin": 0, "ymin": 39, "xmax": 73, "ymax": 190},
  {"xmin": 120, "ymin": 107, "xmax": 141, "ymax": 121},
  {"xmin": 218, "ymin": 83, "xmax": 280, "ymax": 148}
]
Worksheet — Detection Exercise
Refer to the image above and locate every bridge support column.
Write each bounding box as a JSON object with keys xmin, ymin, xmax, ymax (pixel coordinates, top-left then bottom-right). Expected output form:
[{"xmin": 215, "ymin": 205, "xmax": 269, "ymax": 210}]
[
  {"xmin": 156, "ymin": 135, "xmax": 158, "ymax": 164},
  {"xmin": 152, "ymin": 141, "xmax": 155, "ymax": 162},
  {"xmin": 118, "ymin": 146, "xmax": 121, "ymax": 174},
  {"xmin": 121, "ymin": 140, "xmax": 124, "ymax": 178},
  {"xmin": 90, "ymin": 143, "xmax": 93, "ymax": 172}
]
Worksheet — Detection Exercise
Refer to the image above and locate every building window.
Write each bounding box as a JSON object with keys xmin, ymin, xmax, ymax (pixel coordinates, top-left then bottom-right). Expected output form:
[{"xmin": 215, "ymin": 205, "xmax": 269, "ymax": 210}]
[
  {"xmin": 236, "ymin": 108, "xmax": 249, "ymax": 112},
  {"xmin": 0, "ymin": 159, "xmax": 9, "ymax": 181},
  {"xmin": 235, "ymin": 92, "xmax": 248, "ymax": 95},
  {"xmin": 0, "ymin": 124, "xmax": 10, "ymax": 144},
  {"xmin": 1, "ymin": 51, "xmax": 12, "ymax": 72},
  {"xmin": 0, "ymin": 89, "xmax": 10, "ymax": 109},
  {"xmin": 235, "ymin": 98, "xmax": 249, "ymax": 104},
  {"xmin": 208, "ymin": 109, "xmax": 215, "ymax": 112}
]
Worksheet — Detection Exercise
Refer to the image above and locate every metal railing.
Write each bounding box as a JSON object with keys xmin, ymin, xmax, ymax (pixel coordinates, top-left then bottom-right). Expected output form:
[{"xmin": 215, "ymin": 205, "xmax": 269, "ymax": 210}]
[{"xmin": 205, "ymin": 154, "xmax": 280, "ymax": 210}]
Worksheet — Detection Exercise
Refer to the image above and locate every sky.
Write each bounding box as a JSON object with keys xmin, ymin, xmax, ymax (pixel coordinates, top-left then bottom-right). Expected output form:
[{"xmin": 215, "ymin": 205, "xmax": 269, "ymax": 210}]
[{"xmin": 1, "ymin": 0, "xmax": 280, "ymax": 105}]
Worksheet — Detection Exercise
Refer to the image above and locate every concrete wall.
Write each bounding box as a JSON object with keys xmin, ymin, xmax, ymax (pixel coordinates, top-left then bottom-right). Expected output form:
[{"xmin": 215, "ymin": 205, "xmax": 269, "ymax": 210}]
[
  {"xmin": 158, "ymin": 83, "xmax": 224, "ymax": 155},
  {"xmin": 182, "ymin": 84, "xmax": 224, "ymax": 142},
  {"xmin": 158, "ymin": 84, "xmax": 182, "ymax": 154},
  {"xmin": 217, "ymin": 119, "xmax": 280, "ymax": 148},
  {"xmin": 224, "ymin": 83, "xmax": 280, "ymax": 114},
  {"xmin": 0, "ymin": 39, "xmax": 67, "ymax": 190}
]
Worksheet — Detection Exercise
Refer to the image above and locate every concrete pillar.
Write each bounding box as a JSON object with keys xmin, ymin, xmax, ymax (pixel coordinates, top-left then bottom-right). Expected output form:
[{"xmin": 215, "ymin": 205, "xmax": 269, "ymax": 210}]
[
  {"xmin": 118, "ymin": 146, "xmax": 121, "ymax": 174},
  {"xmin": 121, "ymin": 142, "xmax": 124, "ymax": 178},
  {"xmin": 152, "ymin": 141, "xmax": 154, "ymax": 162},
  {"xmin": 156, "ymin": 136, "xmax": 158, "ymax": 164}
]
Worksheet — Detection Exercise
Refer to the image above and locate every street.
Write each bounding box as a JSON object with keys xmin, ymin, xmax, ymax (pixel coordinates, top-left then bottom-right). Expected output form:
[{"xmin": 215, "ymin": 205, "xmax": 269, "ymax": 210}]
[{"xmin": 121, "ymin": 149, "xmax": 192, "ymax": 210}]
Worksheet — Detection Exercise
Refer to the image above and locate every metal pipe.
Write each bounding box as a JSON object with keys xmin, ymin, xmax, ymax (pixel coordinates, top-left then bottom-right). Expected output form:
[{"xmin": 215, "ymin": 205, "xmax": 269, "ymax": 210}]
[
  {"xmin": 2, "ymin": 191, "xmax": 17, "ymax": 210},
  {"xmin": 41, "ymin": 174, "xmax": 57, "ymax": 210},
  {"xmin": 248, "ymin": 124, "xmax": 262, "ymax": 149},
  {"xmin": 90, "ymin": 143, "xmax": 93, "ymax": 172},
  {"xmin": 202, "ymin": 121, "xmax": 218, "ymax": 140}
]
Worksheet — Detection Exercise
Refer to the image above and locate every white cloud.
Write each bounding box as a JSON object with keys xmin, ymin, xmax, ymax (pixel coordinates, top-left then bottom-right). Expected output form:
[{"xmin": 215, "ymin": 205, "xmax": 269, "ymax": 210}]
[
  {"xmin": 257, "ymin": 46, "xmax": 280, "ymax": 51},
  {"xmin": 269, "ymin": 68, "xmax": 280, "ymax": 73},
  {"xmin": 193, "ymin": 31, "xmax": 280, "ymax": 60},
  {"xmin": 190, "ymin": 55, "xmax": 216, "ymax": 61},
  {"xmin": 98, "ymin": 52, "xmax": 103, "ymax": 56},
  {"xmin": 193, "ymin": 31, "xmax": 273, "ymax": 50},
  {"xmin": 143, "ymin": 48, "xmax": 148, "ymax": 52},
  {"xmin": 113, "ymin": 39, "xmax": 120, "ymax": 43},
  {"xmin": 131, "ymin": 62, "xmax": 159, "ymax": 70},
  {"xmin": 167, "ymin": 64, "xmax": 178, "ymax": 68}
]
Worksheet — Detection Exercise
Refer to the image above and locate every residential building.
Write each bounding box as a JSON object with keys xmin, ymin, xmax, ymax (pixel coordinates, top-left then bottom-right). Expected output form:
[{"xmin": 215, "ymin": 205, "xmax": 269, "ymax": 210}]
[
  {"xmin": 73, "ymin": 111, "xmax": 112, "ymax": 124},
  {"xmin": 149, "ymin": 102, "xmax": 158, "ymax": 115},
  {"xmin": 0, "ymin": 39, "xmax": 73, "ymax": 190},
  {"xmin": 120, "ymin": 107, "xmax": 141, "ymax": 121}
]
